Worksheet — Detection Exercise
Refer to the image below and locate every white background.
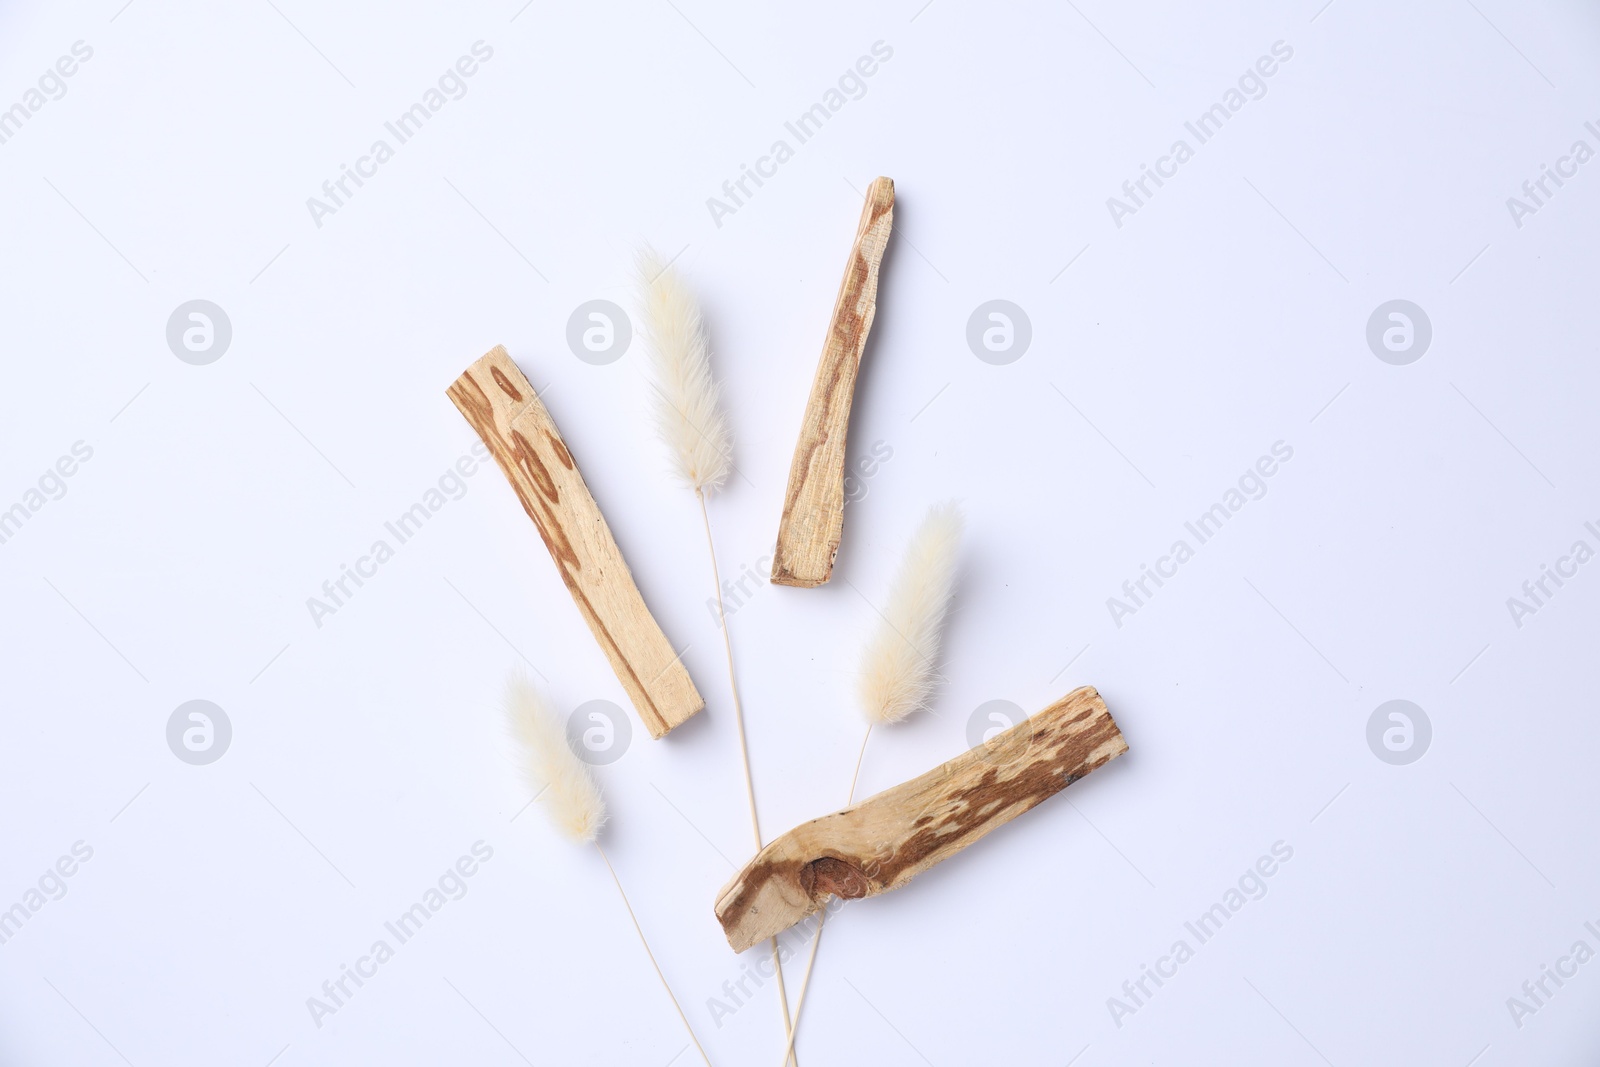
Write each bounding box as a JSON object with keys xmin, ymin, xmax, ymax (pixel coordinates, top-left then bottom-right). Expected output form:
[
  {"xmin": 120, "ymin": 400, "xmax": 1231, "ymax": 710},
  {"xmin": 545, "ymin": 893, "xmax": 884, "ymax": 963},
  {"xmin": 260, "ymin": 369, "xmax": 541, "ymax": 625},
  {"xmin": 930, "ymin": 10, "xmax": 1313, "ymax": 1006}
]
[{"xmin": 2, "ymin": 1, "xmax": 1598, "ymax": 1064}]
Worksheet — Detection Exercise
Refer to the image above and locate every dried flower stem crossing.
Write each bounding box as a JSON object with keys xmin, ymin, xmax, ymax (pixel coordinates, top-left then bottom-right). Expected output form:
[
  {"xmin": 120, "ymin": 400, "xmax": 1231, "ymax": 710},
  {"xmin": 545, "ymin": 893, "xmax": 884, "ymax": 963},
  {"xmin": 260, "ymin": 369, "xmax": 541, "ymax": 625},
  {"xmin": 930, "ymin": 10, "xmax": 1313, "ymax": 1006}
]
[{"xmin": 700, "ymin": 491, "xmax": 799, "ymax": 1065}]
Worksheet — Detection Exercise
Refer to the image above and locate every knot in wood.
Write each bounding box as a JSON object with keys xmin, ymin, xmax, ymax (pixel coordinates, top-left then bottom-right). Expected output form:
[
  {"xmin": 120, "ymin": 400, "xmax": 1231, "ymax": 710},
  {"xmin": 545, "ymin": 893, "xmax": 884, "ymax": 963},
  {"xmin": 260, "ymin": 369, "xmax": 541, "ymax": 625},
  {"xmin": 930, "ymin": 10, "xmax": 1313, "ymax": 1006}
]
[{"xmin": 804, "ymin": 856, "xmax": 871, "ymax": 900}]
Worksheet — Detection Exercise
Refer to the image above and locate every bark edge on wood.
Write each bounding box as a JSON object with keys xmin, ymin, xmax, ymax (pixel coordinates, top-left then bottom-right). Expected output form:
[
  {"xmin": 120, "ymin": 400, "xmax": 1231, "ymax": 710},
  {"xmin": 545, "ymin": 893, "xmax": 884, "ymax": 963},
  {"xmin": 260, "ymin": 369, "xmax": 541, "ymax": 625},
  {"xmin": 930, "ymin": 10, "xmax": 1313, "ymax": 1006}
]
[{"xmin": 714, "ymin": 685, "xmax": 1126, "ymax": 951}]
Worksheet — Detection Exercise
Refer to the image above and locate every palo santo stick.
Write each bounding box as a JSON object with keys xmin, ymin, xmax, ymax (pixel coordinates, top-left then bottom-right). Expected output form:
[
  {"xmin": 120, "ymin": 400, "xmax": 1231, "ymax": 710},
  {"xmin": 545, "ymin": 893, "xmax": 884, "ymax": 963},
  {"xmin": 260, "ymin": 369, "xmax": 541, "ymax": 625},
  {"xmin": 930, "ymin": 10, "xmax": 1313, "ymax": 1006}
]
[
  {"xmin": 770, "ymin": 176, "xmax": 895, "ymax": 588},
  {"xmin": 715, "ymin": 686, "xmax": 1126, "ymax": 951},
  {"xmin": 448, "ymin": 346, "xmax": 704, "ymax": 739}
]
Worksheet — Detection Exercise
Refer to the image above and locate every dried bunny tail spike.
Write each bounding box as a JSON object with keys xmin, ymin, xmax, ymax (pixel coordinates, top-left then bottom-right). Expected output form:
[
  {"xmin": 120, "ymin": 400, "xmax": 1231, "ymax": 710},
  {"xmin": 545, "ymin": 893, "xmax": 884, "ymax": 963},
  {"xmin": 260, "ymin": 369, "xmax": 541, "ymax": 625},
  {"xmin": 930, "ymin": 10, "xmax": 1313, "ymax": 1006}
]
[
  {"xmin": 638, "ymin": 244, "xmax": 796, "ymax": 1060},
  {"xmin": 635, "ymin": 245, "xmax": 732, "ymax": 494},
  {"xmin": 858, "ymin": 501, "xmax": 965, "ymax": 725},
  {"xmin": 504, "ymin": 674, "xmax": 607, "ymax": 844}
]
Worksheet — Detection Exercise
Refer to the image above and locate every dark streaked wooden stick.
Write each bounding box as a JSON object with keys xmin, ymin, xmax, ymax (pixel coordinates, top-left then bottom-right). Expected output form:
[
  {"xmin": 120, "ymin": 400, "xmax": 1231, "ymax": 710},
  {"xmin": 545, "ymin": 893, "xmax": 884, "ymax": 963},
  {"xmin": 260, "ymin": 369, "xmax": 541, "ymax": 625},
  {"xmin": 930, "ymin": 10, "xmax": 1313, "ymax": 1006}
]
[
  {"xmin": 448, "ymin": 345, "xmax": 703, "ymax": 738},
  {"xmin": 714, "ymin": 686, "xmax": 1126, "ymax": 951},
  {"xmin": 770, "ymin": 176, "xmax": 895, "ymax": 588}
]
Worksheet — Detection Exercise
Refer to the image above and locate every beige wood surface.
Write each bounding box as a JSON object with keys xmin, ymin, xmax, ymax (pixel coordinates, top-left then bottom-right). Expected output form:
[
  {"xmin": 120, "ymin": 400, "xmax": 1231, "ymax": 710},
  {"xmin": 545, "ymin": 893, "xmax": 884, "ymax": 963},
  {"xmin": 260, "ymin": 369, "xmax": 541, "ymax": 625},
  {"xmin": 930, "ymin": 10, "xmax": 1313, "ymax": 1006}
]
[
  {"xmin": 770, "ymin": 176, "xmax": 895, "ymax": 588},
  {"xmin": 448, "ymin": 346, "xmax": 703, "ymax": 739},
  {"xmin": 715, "ymin": 685, "xmax": 1126, "ymax": 950}
]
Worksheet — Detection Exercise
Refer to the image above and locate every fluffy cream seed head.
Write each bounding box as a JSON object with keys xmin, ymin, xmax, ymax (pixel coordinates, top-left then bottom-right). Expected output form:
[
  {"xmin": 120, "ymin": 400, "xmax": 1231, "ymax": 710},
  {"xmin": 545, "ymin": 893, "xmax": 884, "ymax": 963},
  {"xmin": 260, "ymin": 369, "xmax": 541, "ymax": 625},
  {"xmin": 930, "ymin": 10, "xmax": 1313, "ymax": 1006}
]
[
  {"xmin": 858, "ymin": 501, "xmax": 965, "ymax": 725},
  {"xmin": 504, "ymin": 675, "xmax": 607, "ymax": 844},
  {"xmin": 636, "ymin": 246, "xmax": 732, "ymax": 494}
]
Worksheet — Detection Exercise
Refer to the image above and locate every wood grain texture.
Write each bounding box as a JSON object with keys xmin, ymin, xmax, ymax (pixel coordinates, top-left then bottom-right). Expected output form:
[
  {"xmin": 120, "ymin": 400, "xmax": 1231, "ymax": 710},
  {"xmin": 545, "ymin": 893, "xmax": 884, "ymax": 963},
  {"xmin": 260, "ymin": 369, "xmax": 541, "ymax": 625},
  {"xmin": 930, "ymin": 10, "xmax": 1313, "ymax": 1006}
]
[
  {"xmin": 714, "ymin": 686, "xmax": 1126, "ymax": 951},
  {"xmin": 447, "ymin": 346, "xmax": 703, "ymax": 739},
  {"xmin": 770, "ymin": 176, "xmax": 895, "ymax": 588}
]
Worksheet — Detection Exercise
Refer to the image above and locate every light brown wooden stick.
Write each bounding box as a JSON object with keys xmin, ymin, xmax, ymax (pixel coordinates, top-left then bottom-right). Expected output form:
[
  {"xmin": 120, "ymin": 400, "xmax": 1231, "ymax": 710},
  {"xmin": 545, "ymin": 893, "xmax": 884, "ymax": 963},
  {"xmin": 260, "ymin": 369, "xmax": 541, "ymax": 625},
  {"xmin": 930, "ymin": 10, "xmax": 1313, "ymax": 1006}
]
[
  {"xmin": 448, "ymin": 346, "xmax": 703, "ymax": 739},
  {"xmin": 770, "ymin": 177, "xmax": 895, "ymax": 588},
  {"xmin": 714, "ymin": 686, "xmax": 1126, "ymax": 952}
]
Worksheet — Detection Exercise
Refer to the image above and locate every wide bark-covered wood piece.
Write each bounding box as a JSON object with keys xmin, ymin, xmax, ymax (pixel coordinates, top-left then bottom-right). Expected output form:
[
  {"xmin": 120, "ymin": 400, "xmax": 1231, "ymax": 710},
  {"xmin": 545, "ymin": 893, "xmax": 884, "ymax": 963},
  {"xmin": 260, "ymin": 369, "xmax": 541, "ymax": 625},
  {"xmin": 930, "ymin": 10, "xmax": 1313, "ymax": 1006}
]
[{"xmin": 715, "ymin": 685, "xmax": 1126, "ymax": 951}]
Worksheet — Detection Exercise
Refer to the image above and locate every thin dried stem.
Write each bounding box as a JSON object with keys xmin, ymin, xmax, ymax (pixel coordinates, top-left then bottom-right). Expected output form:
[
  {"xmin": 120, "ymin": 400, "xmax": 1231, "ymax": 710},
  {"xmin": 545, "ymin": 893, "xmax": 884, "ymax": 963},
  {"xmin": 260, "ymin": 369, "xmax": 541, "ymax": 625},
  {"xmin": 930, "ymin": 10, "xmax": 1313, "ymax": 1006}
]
[
  {"xmin": 597, "ymin": 842, "xmax": 712, "ymax": 1067},
  {"xmin": 777, "ymin": 722, "xmax": 874, "ymax": 1065},
  {"xmin": 699, "ymin": 491, "xmax": 764, "ymax": 846},
  {"xmin": 846, "ymin": 723, "xmax": 873, "ymax": 803},
  {"xmin": 699, "ymin": 491, "xmax": 798, "ymax": 1066}
]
